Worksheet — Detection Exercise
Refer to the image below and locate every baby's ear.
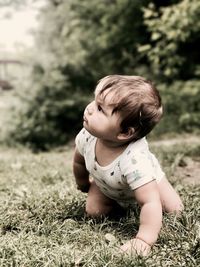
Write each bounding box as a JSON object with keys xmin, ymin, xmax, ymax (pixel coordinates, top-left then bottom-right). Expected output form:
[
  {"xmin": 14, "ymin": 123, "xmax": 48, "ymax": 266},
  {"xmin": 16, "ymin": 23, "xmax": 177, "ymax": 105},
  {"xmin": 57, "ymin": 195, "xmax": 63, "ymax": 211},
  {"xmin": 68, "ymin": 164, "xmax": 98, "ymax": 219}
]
[{"xmin": 117, "ymin": 127, "xmax": 135, "ymax": 141}]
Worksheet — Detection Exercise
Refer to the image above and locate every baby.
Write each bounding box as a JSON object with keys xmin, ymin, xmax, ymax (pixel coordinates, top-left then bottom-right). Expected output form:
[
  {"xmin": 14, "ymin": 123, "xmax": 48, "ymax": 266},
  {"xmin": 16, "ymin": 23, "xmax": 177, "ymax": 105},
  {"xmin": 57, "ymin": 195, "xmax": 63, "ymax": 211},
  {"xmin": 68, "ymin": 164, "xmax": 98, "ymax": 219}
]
[{"xmin": 73, "ymin": 75, "xmax": 183, "ymax": 256}]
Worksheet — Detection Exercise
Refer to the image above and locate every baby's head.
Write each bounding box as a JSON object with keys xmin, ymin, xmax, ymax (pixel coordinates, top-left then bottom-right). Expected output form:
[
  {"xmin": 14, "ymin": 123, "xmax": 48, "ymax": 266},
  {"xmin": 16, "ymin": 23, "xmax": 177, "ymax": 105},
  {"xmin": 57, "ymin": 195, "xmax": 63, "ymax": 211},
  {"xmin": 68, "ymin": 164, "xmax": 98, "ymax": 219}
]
[{"xmin": 95, "ymin": 75, "xmax": 163, "ymax": 141}]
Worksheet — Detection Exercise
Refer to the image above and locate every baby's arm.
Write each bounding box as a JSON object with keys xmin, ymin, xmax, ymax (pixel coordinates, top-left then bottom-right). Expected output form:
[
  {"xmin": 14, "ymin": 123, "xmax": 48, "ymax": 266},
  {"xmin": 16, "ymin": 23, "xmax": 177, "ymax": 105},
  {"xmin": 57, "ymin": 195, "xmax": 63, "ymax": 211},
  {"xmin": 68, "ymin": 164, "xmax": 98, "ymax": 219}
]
[
  {"xmin": 121, "ymin": 181, "xmax": 162, "ymax": 255},
  {"xmin": 73, "ymin": 148, "xmax": 90, "ymax": 192}
]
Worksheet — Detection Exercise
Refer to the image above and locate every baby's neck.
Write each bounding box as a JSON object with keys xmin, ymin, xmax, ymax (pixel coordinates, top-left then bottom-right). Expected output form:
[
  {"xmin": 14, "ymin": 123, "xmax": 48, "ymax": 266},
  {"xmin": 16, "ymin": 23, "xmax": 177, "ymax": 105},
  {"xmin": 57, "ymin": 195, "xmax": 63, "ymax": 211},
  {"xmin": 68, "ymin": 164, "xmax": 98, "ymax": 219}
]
[
  {"xmin": 97, "ymin": 138, "xmax": 129, "ymax": 150},
  {"xmin": 95, "ymin": 138, "xmax": 129, "ymax": 167}
]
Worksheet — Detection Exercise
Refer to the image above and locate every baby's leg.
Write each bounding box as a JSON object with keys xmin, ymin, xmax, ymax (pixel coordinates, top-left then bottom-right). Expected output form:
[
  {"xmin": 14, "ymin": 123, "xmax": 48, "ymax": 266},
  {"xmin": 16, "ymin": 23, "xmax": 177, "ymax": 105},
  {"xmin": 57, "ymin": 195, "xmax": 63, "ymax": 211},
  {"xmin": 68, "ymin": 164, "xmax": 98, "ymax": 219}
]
[
  {"xmin": 86, "ymin": 180, "xmax": 115, "ymax": 217},
  {"xmin": 157, "ymin": 177, "xmax": 184, "ymax": 213}
]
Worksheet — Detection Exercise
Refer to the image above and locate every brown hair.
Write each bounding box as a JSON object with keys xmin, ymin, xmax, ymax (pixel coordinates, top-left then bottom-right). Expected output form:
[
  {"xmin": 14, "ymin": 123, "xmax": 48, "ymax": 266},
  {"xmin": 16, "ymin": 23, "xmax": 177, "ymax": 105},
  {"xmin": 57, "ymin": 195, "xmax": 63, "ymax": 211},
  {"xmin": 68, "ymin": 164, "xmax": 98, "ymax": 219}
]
[{"xmin": 95, "ymin": 75, "xmax": 163, "ymax": 140}]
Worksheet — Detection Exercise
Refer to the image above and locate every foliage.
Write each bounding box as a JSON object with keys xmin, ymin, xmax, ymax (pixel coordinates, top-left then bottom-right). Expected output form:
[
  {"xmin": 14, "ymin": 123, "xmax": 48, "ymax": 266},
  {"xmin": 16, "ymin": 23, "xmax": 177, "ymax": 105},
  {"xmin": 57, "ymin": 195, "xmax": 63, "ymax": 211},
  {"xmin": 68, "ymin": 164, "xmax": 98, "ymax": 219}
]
[
  {"xmin": 6, "ymin": 0, "xmax": 200, "ymax": 149},
  {"xmin": 138, "ymin": 0, "xmax": 200, "ymax": 81},
  {"xmin": 35, "ymin": 0, "xmax": 150, "ymax": 77},
  {"xmin": 9, "ymin": 0, "xmax": 153, "ymax": 149},
  {"xmin": 152, "ymin": 79, "xmax": 200, "ymax": 136},
  {"xmin": 9, "ymin": 73, "xmax": 90, "ymax": 150}
]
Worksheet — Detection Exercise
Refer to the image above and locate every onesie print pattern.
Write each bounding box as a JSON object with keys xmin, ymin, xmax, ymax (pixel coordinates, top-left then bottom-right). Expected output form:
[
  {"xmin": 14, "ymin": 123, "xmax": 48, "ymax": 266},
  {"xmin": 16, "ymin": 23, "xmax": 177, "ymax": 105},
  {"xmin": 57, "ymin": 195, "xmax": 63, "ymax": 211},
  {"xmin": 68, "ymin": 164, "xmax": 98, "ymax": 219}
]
[{"xmin": 75, "ymin": 128, "xmax": 165, "ymax": 207}]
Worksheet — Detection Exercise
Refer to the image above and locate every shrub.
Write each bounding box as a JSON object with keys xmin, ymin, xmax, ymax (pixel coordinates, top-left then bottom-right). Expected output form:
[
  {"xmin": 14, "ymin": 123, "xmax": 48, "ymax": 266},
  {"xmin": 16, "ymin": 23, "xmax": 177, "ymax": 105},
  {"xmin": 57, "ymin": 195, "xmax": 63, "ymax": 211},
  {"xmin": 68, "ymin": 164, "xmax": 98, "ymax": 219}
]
[
  {"xmin": 8, "ymin": 79, "xmax": 91, "ymax": 151},
  {"xmin": 153, "ymin": 79, "xmax": 200, "ymax": 136}
]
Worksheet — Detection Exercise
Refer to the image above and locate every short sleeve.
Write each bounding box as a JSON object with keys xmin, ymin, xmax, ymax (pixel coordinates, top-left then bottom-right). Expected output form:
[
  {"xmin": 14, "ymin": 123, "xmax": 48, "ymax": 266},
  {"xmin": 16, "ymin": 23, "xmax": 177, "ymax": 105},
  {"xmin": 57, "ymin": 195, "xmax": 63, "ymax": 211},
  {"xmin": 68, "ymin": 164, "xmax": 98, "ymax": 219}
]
[
  {"xmin": 150, "ymin": 152, "xmax": 166, "ymax": 182},
  {"xmin": 75, "ymin": 128, "xmax": 90, "ymax": 156},
  {"xmin": 120, "ymin": 150, "xmax": 157, "ymax": 190}
]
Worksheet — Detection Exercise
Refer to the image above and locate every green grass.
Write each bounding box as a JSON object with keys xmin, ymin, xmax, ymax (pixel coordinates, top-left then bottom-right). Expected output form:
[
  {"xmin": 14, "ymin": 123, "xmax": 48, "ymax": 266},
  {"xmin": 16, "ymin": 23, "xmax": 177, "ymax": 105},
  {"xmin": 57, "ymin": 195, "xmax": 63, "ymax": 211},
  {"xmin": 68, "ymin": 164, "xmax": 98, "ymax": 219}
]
[{"xmin": 0, "ymin": 141, "xmax": 200, "ymax": 266}]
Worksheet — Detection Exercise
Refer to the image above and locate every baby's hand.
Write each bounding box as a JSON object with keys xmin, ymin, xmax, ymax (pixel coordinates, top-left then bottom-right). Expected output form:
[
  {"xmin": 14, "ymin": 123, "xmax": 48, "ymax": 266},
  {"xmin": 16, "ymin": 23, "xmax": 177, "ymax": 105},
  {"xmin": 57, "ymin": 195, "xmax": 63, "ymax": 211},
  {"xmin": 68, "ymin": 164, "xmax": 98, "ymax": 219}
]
[
  {"xmin": 77, "ymin": 183, "xmax": 90, "ymax": 193},
  {"xmin": 120, "ymin": 238, "xmax": 151, "ymax": 256}
]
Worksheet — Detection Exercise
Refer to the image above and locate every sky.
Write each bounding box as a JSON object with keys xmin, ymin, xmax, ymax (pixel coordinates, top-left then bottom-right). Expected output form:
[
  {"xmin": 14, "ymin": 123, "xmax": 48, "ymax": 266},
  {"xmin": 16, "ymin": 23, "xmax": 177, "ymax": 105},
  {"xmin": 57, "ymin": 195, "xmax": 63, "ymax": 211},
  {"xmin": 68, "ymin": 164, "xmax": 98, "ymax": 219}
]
[{"xmin": 0, "ymin": 1, "xmax": 45, "ymax": 52}]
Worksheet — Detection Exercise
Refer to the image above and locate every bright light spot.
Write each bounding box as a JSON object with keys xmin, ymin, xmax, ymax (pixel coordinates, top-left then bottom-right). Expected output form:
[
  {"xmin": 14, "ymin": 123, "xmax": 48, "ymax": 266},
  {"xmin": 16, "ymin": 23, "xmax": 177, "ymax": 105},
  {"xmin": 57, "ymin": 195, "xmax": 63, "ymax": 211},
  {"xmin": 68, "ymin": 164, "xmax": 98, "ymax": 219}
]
[{"xmin": 0, "ymin": 2, "xmax": 45, "ymax": 52}]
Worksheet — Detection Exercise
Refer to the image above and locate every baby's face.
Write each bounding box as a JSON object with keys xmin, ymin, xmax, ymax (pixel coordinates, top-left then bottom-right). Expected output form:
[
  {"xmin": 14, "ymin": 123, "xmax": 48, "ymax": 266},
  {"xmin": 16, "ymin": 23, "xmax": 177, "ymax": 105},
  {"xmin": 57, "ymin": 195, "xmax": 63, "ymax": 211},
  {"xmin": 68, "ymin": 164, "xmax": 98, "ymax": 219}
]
[{"xmin": 83, "ymin": 89, "xmax": 122, "ymax": 142}]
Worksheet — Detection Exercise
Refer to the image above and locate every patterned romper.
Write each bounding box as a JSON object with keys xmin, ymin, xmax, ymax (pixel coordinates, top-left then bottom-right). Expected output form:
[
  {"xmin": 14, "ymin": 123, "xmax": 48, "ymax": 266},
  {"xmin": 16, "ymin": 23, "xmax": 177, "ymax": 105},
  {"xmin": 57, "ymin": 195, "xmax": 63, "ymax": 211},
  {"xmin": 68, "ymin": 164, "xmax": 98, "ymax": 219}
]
[{"xmin": 75, "ymin": 128, "xmax": 165, "ymax": 208}]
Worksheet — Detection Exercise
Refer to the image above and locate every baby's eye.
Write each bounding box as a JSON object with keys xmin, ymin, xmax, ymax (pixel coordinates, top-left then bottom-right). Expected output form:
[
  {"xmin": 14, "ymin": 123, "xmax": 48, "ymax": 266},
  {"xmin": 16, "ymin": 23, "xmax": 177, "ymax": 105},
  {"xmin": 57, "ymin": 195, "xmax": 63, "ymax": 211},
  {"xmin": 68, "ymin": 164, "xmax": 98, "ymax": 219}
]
[{"xmin": 97, "ymin": 105, "xmax": 103, "ymax": 112}]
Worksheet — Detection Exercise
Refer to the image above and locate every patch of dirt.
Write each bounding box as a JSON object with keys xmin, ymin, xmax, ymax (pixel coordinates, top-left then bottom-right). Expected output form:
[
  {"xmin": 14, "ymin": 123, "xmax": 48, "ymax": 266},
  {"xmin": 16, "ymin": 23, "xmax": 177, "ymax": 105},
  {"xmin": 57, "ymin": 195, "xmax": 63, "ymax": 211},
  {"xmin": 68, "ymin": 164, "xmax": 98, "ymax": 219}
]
[
  {"xmin": 150, "ymin": 136, "xmax": 200, "ymax": 185},
  {"xmin": 151, "ymin": 135, "xmax": 200, "ymax": 147},
  {"xmin": 176, "ymin": 157, "xmax": 200, "ymax": 185}
]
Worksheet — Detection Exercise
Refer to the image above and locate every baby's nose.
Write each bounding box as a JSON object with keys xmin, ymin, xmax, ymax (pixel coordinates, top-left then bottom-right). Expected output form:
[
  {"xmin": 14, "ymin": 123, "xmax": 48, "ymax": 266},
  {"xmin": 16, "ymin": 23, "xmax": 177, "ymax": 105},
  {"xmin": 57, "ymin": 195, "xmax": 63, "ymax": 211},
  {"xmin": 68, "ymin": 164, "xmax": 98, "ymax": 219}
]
[{"xmin": 86, "ymin": 103, "xmax": 94, "ymax": 115}]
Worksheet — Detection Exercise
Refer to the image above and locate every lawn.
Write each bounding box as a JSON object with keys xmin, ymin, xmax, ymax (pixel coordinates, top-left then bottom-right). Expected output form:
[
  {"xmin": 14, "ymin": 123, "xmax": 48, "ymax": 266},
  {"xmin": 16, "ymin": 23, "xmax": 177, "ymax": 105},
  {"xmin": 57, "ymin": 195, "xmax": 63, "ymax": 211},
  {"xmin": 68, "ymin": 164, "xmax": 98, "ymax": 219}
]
[
  {"xmin": 0, "ymin": 139, "xmax": 199, "ymax": 266},
  {"xmin": 0, "ymin": 91, "xmax": 200, "ymax": 266}
]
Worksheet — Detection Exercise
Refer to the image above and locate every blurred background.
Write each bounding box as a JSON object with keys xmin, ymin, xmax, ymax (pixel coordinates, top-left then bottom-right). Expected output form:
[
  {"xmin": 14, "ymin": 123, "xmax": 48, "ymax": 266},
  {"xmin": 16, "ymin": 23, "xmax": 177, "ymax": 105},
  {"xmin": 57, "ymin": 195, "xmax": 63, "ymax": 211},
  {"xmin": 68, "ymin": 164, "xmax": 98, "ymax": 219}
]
[{"xmin": 0, "ymin": 0, "xmax": 200, "ymax": 150}]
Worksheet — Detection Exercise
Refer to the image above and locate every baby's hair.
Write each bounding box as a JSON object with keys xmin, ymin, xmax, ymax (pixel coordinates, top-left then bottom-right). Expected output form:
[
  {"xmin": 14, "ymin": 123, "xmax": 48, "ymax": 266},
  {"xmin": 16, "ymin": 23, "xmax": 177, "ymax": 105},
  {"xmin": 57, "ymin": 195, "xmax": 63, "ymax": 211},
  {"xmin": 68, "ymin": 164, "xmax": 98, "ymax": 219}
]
[{"xmin": 95, "ymin": 75, "xmax": 163, "ymax": 140}]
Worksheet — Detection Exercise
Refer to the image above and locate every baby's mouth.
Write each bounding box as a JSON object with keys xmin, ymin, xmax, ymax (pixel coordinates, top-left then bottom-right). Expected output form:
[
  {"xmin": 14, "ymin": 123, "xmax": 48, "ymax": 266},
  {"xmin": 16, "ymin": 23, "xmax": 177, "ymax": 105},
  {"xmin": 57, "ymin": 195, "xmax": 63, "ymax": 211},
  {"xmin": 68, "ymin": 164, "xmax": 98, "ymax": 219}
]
[{"xmin": 83, "ymin": 115, "xmax": 88, "ymax": 123}]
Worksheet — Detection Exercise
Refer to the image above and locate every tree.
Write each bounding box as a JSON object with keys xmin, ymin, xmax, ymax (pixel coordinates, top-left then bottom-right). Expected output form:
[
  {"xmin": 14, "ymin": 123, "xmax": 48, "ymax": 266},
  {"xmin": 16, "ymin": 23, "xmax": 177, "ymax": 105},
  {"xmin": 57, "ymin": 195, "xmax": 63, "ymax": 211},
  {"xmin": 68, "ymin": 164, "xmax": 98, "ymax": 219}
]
[
  {"xmin": 10, "ymin": 0, "xmax": 154, "ymax": 149},
  {"xmin": 138, "ymin": 0, "xmax": 200, "ymax": 82},
  {"xmin": 35, "ymin": 0, "xmax": 150, "ymax": 77},
  {"xmin": 10, "ymin": 0, "xmax": 199, "ymax": 149}
]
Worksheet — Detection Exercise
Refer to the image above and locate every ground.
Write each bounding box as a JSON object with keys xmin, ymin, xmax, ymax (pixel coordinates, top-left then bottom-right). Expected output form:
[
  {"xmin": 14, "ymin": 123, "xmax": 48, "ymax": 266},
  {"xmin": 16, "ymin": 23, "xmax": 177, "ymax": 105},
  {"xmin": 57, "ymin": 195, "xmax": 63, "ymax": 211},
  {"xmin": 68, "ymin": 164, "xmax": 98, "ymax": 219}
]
[{"xmin": 151, "ymin": 136, "xmax": 200, "ymax": 185}]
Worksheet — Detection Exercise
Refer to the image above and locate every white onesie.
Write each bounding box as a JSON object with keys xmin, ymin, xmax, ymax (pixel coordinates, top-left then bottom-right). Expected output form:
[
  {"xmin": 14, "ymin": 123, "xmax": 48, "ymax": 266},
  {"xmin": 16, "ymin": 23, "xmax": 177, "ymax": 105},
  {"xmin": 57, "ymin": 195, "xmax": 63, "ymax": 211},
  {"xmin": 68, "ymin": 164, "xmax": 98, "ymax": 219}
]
[{"xmin": 75, "ymin": 128, "xmax": 165, "ymax": 207}]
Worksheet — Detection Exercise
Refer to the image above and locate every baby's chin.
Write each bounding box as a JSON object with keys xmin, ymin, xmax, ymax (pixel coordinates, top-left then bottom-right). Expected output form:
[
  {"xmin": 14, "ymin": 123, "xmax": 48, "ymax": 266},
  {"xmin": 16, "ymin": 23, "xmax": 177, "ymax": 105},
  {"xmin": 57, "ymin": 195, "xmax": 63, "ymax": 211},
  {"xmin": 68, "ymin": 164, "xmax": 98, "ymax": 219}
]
[
  {"xmin": 83, "ymin": 122, "xmax": 90, "ymax": 133},
  {"xmin": 83, "ymin": 125, "xmax": 97, "ymax": 138}
]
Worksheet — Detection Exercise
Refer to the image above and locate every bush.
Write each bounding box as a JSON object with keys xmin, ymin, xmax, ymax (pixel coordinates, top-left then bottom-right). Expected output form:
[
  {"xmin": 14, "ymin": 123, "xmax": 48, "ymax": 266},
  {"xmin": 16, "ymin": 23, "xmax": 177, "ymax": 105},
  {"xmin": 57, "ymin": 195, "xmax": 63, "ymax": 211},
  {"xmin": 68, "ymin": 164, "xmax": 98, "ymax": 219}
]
[
  {"xmin": 8, "ymin": 80, "xmax": 91, "ymax": 151},
  {"xmin": 140, "ymin": 0, "xmax": 200, "ymax": 82},
  {"xmin": 5, "ymin": 1, "xmax": 200, "ymax": 150},
  {"xmin": 152, "ymin": 79, "xmax": 200, "ymax": 136},
  {"xmin": 9, "ymin": 79, "xmax": 200, "ymax": 150}
]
